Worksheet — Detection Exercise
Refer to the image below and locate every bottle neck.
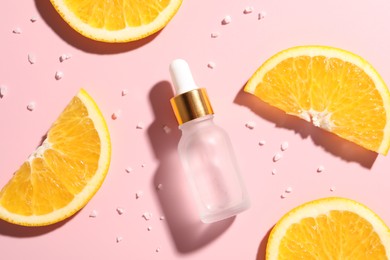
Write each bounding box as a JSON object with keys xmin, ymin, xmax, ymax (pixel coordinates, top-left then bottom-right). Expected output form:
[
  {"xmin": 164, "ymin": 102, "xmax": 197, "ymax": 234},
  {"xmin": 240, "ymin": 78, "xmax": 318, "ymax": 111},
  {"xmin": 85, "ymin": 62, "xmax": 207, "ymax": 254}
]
[{"xmin": 179, "ymin": 114, "xmax": 215, "ymax": 132}]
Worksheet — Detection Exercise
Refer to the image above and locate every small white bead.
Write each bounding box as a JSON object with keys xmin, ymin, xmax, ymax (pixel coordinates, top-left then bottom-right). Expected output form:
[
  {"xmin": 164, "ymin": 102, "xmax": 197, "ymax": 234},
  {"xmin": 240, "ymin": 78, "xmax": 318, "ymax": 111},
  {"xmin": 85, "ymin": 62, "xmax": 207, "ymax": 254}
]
[
  {"xmin": 207, "ymin": 61, "xmax": 216, "ymax": 69},
  {"xmin": 135, "ymin": 191, "xmax": 143, "ymax": 199},
  {"xmin": 142, "ymin": 212, "xmax": 152, "ymax": 221},
  {"xmin": 281, "ymin": 141, "xmax": 289, "ymax": 151},
  {"xmin": 273, "ymin": 153, "xmax": 283, "ymax": 162},
  {"xmin": 27, "ymin": 102, "xmax": 36, "ymax": 111},
  {"xmin": 55, "ymin": 71, "xmax": 64, "ymax": 80},
  {"xmin": 59, "ymin": 54, "xmax": 71, "ymax": 62},
  {"xmin": 243, "ymin": 7, "xmax": 254, "ymax": 14},
  {"xmin": 28, "ymin": 54, "xmax": 37, "ymax": 64},
  {"xmin": 245, "ymin": 121, "xmax": 256, "ymax": 129},
  {"xmin": 136, "ymin": 122, "xmax": 144, "ymax": 129},
  {"xmin": 222, "ymin": 15, "xmax": 232, "ymax": 25},
  {"xmin": 0, "ymin": 85, "xmax": 8, "ymax": 98},
  {"xmin": 317, "ymin": 165, "xmax": 325, "ymax": 173},
  {"xmin": 121, "ymin": 89, "xmax": 129, "ymax": 96},
  {"xmin": 211, "ymin": 32, "xmax": 220, "ymax": 38},
  {"xmin": 12, "ymin": 27, "xmax": 22, "ymax": 34},
  {"xmin": 89, "ymin": 210, "xmax": 98, "ymax": 218},
  {"xmin": 116, "ymin": 207, "xmax": 124, "ymax": 215}
]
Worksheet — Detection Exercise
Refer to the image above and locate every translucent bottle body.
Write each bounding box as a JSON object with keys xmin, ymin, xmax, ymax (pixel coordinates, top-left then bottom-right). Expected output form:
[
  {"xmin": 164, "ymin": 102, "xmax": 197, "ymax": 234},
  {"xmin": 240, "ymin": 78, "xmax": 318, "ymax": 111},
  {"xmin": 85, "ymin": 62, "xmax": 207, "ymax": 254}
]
[{"xmin": 178, "ymin": 115, "xmax": 250, "ymax": 223}]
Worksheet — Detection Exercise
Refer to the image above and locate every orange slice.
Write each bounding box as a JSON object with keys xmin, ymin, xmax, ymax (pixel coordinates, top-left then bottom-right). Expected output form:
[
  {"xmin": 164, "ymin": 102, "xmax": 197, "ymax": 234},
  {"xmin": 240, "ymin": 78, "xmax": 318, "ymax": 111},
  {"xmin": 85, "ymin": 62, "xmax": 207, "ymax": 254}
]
[
  {"xmin": 50, "ymin": 0, "xmax": 183, "ymax": 42},
  {"xmin": 0, "ymin": 89, "xmax": 111, "ymax": 226},
  {"xmin": 244, "ymin": 46, "xmax": 390, "ymax": 155},
  {"xmin": 266, "ymin": 197, "xmax": 390, "ymax": 259}
]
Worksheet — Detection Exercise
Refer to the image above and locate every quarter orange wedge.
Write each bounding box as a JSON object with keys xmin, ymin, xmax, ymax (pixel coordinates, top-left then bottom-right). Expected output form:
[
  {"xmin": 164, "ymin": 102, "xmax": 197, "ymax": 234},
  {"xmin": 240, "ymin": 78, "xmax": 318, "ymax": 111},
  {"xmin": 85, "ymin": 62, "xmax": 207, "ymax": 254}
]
[
  {"xmin": 0, "ymin": 89, "xmax": 111, "ymax": 226},
  {"xmin": 245, "ymin": 46, "xmax": 390, "ymax": 155},
  {"xmin": 266, "ymin": 197, "xmax": 390, "ymax": 259},
  {"xmin": 50, "ymin": 0, "xmax": 183, "ymax": 42}
]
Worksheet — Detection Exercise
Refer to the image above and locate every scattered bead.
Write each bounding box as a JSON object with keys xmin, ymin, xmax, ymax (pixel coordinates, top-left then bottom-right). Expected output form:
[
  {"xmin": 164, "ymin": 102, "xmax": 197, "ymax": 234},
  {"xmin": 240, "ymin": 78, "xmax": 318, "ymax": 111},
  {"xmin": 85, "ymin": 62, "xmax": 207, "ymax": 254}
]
[
  {"xmin": 125, "ymin": 167, "xmax": 133, "ymax": 173},
  {"xmin": 116, "ymin": 236, "xmax": 123, "ymax": 243},
  {"xmin": 281, "ymin": 141, "xmax": 289, "ymax": 151},
  {"xmin": 55, "ymin": 71, "xmax": 64, "ymax": 80},
  {"xmin": 280, "ymin": 193, "xmax": 287, "ymax": 199},
  {"xmin": 156, "ymin": 247, "xmax": 161, "ymax": 253},
  {"xmin": 258, "ymin": 140, "xmax": 266, "ymax": 146},
  {"xmin": 245, "ymin": 121, "xmax": 256, "ymax": 129},
  {"xmin": 121, "ymin": 89, "xmax": 129, "ymax": 96},
  {"xmin": 221, "ymin": 15, "xmax": 232, "ymax": 25},
  {"xmin": 159, "ymin": 216, "xmax": 165, "ymax": 221},
  {"xmin": 59, "ymin": 54, "xmax": 71, "ymax": 62},
  {"xmin": 211, "ymin": 32, "xmax": 220, "ymax": 38},
  {"xmin": 243, "ymin": 7, "xmax": 254, "ymax": 14},
  {"xmin": 142, "ymin": 212, "xmax": 152, "ymax": 221},
  {"xmin": 317, "ymin": 165, "xmax": 325, "ymax": 173},
  {"xmin": 12, "ymin": 27, "xmax": 22, "ymax": 34},
  {"xmin": 271, "ymin": 169, "xmax": 277, "ymax": 175},
  {"xmin": 30, "ymin": 17, "xmax": 38, "ymax": 23},
  {"xmin": 136, "ymin": 122, "xmax": 144, "ymax": 129},
  {"xmin": 273, "ymin": 153, "xmax": 282, "ymax": 162},
  {"xmin": 116, "ymin": 207, "xmax": 125, "ymax": 215},
  {"xmin": 89, "ymin": 210, "xmax": 98, "ymax": 218},
  {"xmin": 0, "ymin": 85, "xmax": 8, "ymax": 98},
  {"xmin": 156, "ymin": 183, "xmax": 163, "ymax": 190},
  {"xmin": 207, "ymin": 61, "xmax": 216, "ymax": 69},
  {"xmin": 330, "ymin": 186, "xmax": 336, "ymax": 192},
  {"xmin": 135, "ymin": 191, "xmax": 143, "ymax": 199},
  {"xmin": 162, "ymin": 125, "xmax": 171, "ymax": 134},
  {"xmin": 258, "ymin": 11, "xmax": 267, "ymax": 20},
  {"xmin": 28, "ymin": 53, "xmax": 37, "ymax": 64},
  {"xmin": 147, "ymin": 226, "xmax": 152, "ymax": 231},
  {"xmin": 141, "ymin": 164, "xmax": 146, "ymax": 168},
  {"xmin": 285, "ymin": 187, "xmax": 293, "ymax": 193},
  {"xmin": 27, "ymin": 102, "xmax": 36, "ymax": 111}
]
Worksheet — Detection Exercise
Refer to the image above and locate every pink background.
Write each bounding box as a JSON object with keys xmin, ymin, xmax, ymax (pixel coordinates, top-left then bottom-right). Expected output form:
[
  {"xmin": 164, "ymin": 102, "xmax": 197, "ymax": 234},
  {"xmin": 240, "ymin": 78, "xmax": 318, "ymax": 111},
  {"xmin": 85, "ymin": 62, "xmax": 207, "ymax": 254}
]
[{"xmin": 1, "ymin": 0, "xmax": 390, "ymax": 259}]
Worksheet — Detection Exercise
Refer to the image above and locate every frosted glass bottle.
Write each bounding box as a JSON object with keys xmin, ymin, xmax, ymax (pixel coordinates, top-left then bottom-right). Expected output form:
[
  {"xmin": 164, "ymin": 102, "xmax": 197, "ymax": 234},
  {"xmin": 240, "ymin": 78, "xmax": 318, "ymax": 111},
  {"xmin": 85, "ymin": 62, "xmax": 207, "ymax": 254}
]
[{"xmin": 169, "ymin": 59, "xmax": 250, "ymax": 223}]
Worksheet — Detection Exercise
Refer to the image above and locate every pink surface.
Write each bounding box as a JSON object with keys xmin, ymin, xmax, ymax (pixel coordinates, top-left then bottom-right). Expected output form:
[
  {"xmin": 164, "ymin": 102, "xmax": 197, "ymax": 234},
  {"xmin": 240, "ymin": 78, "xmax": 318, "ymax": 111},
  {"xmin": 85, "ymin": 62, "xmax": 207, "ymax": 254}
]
[{"xmin": 1, "ymin": 0, "xmax": 390, "ymax": 259}]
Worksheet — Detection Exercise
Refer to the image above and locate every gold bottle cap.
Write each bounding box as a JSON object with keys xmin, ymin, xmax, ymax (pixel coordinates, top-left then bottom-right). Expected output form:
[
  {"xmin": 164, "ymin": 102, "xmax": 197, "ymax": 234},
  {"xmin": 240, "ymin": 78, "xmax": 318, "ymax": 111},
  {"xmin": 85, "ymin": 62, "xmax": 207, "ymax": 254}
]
[{"xmin": 170, "ymin": 88, "xmax": 214, "ymax": 125}]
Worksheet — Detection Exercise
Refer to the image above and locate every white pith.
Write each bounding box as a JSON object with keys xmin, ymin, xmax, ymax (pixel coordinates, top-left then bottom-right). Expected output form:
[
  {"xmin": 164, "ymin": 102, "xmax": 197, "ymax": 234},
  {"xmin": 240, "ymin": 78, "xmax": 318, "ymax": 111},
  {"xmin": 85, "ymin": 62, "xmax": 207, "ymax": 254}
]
[{"xmin": 299, "ymin": 109, "xmax": 334, "ymax": 130}]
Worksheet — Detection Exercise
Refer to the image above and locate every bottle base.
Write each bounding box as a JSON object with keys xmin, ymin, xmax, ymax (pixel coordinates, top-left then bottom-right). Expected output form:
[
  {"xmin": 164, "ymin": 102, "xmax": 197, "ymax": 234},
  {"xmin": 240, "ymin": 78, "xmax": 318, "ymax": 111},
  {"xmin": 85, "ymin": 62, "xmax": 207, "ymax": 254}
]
[{"xmin": 200, "ymin": 200, "xmax": 250, "ymax": 224}]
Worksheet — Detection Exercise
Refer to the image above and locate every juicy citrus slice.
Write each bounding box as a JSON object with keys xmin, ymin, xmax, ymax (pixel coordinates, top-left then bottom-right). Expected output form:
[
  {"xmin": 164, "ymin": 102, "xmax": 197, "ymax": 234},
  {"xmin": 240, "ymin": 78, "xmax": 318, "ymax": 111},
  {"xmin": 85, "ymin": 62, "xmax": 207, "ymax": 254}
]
[
  {"xmin": 267, "ymin": 197, "xmax": 390, "ymax": 259},
  {"xmin": 0, "ymin": 89, "xmax": 111, "ymax": 226},
  {"xmin": 50, "ymin": 0, "xmax": 183, "ymax": 42},
  {"xmin": 244, "ymin": 46, "xmax": 390, "ymax": 155}
]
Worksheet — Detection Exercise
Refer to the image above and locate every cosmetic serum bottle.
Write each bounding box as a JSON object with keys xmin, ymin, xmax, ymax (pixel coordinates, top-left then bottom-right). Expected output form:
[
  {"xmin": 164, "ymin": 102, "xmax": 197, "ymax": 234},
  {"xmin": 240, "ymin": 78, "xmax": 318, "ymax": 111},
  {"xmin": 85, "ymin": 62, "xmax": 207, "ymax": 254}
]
[{"xmin": 169, "ymin": 59, "xmax": 250, "ymax": 223}]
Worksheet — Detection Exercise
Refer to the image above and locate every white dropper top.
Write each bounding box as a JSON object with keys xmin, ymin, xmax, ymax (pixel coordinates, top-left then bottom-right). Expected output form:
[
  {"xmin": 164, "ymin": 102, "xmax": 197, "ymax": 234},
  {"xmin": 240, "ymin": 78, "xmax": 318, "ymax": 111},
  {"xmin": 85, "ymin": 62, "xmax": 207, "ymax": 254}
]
[{"xmin": 170, "ymin": 59, "xmax": 198, "ymax": 95}]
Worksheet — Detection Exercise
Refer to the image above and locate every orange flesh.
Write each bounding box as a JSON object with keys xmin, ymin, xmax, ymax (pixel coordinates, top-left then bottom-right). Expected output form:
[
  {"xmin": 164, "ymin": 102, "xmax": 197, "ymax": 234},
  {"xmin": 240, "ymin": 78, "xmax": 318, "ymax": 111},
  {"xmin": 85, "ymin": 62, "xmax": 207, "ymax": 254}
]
[
  {"xmin": 279, "ymin": 210, "xmax": 387, "ymax": 259},
  {"xmin": 0, "ymin": 96, "xmax": 101, "ymax": 216},
  {"xmin": 64, "ymin": 0, "xmax": 171, "ymax": 30}
]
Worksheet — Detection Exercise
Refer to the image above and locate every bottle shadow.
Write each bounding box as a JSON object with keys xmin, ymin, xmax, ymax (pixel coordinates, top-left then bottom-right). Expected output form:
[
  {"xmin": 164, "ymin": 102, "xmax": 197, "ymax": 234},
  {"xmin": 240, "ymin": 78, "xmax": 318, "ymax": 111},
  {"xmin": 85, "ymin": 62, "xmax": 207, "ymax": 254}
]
[
  {"xmin": 35, "ymin": 0, "xmax": 159, "ymax": 54},
  {"xmin": 147, "ymin": 81, "xmax": 235, "ymax": 253},
  {"xmin": 234, "ymin": 88, "xmax": 378, "ymax": 169}
]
